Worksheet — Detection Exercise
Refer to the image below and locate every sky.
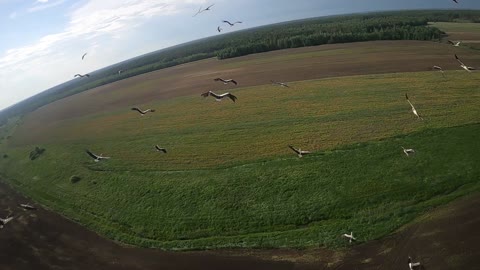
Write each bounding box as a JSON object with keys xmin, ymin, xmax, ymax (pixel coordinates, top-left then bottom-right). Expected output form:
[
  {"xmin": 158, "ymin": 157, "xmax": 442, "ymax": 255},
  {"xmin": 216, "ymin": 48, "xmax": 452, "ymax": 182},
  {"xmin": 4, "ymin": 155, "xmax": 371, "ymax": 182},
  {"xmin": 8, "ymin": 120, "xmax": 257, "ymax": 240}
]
[{"xmin": 1, "ymin": 0, "xmax": 479, "ymax": 110}]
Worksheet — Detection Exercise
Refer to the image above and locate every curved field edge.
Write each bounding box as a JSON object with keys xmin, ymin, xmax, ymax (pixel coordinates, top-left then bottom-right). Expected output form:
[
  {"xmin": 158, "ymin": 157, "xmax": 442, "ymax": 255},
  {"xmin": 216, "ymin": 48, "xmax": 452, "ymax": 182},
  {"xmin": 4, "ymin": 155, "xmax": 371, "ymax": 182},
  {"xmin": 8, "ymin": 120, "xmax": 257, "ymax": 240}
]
[{"xmin": 1, "ymin": 123, "xmax": 479, "ymax": 250}]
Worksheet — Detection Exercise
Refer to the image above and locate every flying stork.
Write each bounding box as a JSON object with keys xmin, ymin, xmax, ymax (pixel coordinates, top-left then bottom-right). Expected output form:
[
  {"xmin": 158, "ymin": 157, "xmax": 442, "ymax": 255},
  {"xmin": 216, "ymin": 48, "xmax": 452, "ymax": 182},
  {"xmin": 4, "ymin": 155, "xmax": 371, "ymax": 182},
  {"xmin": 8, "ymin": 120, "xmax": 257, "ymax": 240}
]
[
  {"xmin": 19, "ymin": 204, "xmax": 37, "ymax": 210},
  {"xmin": 432, "ymin": 65, "xmax": 446, "ymax": 78},
  {"xmin": 154, "ymin": 145, "xmax": 167, "ymax": 153},
  {"xmin": 401, "ymin": 147, "xmax": 415, "ymax": 157},
  {"xmin": 288, "ymin": 145, "xmax": 311, "ymax": 158},
  {"xmin": 193, "ymin": 4, "xmax": 215, "ymax": 17},
  {"xmin": 405, "ymin": 93, "xmax": 423, "ymax": 120},
  {"xmin": 214, "ymin": 78, "xmax": 238, "ymax": 85},
  {"xmin": 0, "ymin": 215, "xmax": 13, "ymax": 229},
  {"xmin": 222, "ymin": 20, "xmax": 242, "ymax": 26},
  {"xmin": 131, "ymin": 107, "xmax": 156, "ymax": 115},
  {"xmin": 74, "ymin": 73, "xmax": 90, "ymax": 78},
  {"xmin": 85, "ymin": 150, "xmax": 110, "ymax": 162},
  {"xmin": 82, "ymin": 53, "xmax": 87, "ymax": 60},
  {"xmin": 201, "ymin": 91, "xmax": 237, "ymax": 102},
  {"xmin": 342, "ymin": 232, "xmax": 356, "ymax": 243},
  {"xmin": 455, "ymin": 54, "xmax": 475, "ymax": 72},
  {"xmin": 271, "ymin": 80, "xmax": 290, "ymax": 88},
  {"xmin": 408, "ymin": 256, "xmax": 421, "ymax": 270},
  {"xmin": 448, "ymin": 40, "xmax": 461, "ymax": 47}
]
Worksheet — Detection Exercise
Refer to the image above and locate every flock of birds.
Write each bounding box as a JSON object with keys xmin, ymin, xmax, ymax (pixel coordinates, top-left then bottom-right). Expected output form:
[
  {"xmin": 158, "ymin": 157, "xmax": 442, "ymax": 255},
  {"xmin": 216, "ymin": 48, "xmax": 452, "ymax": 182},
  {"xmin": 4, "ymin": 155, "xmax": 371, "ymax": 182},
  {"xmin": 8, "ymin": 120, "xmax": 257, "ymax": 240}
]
[{"xmin": 2, "ymin": 1, "xmax": 473, "ymax": 269}]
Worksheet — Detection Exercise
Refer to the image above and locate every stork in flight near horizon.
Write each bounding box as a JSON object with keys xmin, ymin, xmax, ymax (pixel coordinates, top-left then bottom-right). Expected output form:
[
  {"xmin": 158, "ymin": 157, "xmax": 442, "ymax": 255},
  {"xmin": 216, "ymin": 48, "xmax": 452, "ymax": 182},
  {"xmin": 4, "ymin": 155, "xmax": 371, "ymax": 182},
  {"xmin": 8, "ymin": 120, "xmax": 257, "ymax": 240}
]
[
  {"xmin": 408, "ymin": 256, "xmax": 422, "ymax": 270},
  {"xmin": 222, "ymin": 20, "xmax": 242, "ymax": 26},
  {"xmin": 455, "ymin": 54, "xmax": 475, "ymax": 72},
  {"xmin": 448, "ymin": 40, "xmax": 461, "ymax": 47},
  {"xmin": 131, "ymin": 107, "xmax": 155, "ymax": 115},
  {"xmin": 74, "ymin": 73, "xmax": 90, "ymax": 78},
  {"xmin": 342, "ymin": 232, "xmax": 356, "ymax": 243},
  {"xmin": 271, "ymin": 80, "xmax": 290, "ymax": 88},
  {"xmin": 82, "ymin": 53, "xmax": 87, "ymax": 60},
  {"xmin": 217, "ymin": 26, "xmax": 222, "ymax": 33},
  {"xmin": 432, "ymin": 65, "xmax": 446, "ymax": 78},
  {"xmin": 452, "ymin": 0, "xmax": 459, "ymax": 4},
  {"xmin": 85, "ymin": 150, "xmax": 110, "ymax": 162},
  {"xmin": 19, "ymin": 204, "xmax": 37, "ymax": 210},
  {"xmin": 214, "ymin": 78, "xmax": 238, "ymax": 85},
  {"xmin": 0, "ymin": 215, "xmax": 13, "ymax": 229},
  {"xmin": 405, "ymin": 93, "xmax": 423, "ymax": 120},
  {"xmin": 193, "ymin": 4, "xmax": 215, "ymax": 17},
  {"xmin": 201, "ymin": 91, "xmax": 237, "ymax": 102},
  {"xmin": 401, "ymin": 147, "xmax": 415, "ymax": 157},
  {"xmin": 288, "ymin": 145, "xmax": 311, "ymax": 158},
  {"xmin": 154, "ymin": 145, "xmax": 167, "ymax": 153}
]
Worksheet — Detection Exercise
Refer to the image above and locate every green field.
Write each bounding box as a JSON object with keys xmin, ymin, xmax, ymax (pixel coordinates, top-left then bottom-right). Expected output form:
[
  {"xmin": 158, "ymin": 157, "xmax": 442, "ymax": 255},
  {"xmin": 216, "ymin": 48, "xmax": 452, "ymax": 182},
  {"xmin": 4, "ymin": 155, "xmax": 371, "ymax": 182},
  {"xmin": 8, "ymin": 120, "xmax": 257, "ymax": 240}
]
[
  {"xmin": 1, "ymin": 71, "xmax": 479, "ymax": 250},
  {"xmin": 429, "ymin": 22, "xmax": 480, "ymax": 32}
]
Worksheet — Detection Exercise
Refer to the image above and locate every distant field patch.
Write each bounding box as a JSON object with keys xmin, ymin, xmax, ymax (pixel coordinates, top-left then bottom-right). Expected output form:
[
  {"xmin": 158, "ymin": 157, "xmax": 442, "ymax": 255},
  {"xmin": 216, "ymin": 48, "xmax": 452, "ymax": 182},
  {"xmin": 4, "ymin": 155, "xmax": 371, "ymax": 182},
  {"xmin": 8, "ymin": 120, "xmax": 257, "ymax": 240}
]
[{"xmin": 429, "ymin": 22, "xmax": 480, "ymax": 32}]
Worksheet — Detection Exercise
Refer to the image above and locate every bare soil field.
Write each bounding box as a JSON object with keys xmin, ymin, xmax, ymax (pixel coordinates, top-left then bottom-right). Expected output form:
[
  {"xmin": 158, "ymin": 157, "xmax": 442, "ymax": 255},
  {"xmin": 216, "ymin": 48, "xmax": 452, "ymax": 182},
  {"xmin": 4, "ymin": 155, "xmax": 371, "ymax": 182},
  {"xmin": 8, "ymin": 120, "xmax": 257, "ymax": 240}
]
[
  {"xmin": 1, "ymin": 180, "xmax": 478, "ymax": 270},
  {"xmin": 18, "ymin": 40, "xmax": 480, "ymax": 134}
]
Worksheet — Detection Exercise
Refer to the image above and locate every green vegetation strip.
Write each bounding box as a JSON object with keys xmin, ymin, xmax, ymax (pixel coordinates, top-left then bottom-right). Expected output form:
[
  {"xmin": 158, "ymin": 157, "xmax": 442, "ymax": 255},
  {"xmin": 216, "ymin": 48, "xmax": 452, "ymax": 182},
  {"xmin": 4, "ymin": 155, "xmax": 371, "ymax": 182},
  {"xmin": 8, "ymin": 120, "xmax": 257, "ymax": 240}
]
[
  {"xmin": 1, "ymin": 72, "xmax": 479, "ymax": 250},
  {"xmin": 1, "ymin": 124, "xmax": 479, "ymax": 250}
]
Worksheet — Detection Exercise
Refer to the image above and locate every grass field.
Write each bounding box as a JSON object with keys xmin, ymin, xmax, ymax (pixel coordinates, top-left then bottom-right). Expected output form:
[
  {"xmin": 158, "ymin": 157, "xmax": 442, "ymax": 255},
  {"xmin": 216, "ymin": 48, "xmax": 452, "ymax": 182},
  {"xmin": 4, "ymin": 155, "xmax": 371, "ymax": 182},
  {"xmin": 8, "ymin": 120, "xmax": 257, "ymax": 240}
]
[
  {"xmin": 429, "ymin": 22, "xmax": 480, "ymax": 48},
  {"xmin": 1, "ymin": 70, "xmax": 479, "ymax": 250}
]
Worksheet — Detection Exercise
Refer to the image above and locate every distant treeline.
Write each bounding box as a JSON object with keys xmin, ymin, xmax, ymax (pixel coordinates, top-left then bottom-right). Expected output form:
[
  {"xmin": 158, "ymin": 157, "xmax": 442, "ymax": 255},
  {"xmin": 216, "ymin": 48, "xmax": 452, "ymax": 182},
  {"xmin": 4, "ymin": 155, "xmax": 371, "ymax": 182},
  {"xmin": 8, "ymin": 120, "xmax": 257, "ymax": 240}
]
[{"xmin": 2, "ymin": 10, "xmax": 480, "ymax": 125}]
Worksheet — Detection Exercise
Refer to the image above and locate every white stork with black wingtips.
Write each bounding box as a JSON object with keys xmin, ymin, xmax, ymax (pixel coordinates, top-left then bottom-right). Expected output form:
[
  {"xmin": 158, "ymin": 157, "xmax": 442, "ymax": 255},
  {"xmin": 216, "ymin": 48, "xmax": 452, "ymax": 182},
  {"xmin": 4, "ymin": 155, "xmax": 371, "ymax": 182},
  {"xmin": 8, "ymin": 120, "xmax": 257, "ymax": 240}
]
[
  {"xmin": 193, "ymin": 4, "xmax": 215, "ymax": 17},
  {"xmin": 214, "ymin": 78, "xmax": 238, "ymax": 85},
  {"xmin": 222, "ymin": 20, "xmax": 242, "ymax": 26},
  {"xmin": 455, "ymin": 54, "xmax": 475, "ymax": 72},
  {"xmin": 432, "ymin": 66, "xmax": 446, "ymax": 78},
  {"xmin": 85, "ymin": 150, "xmax": 110, "ymax": 162},
  {"xmin": 408, "ymin": 256, "xmax": 421, "ymax": 270},
  {"xmin": 288, "ymin": 145, "xmax": 311, "ymax": 158},
  {"xmin": 74, "ymin": 73, "xmax": 90, "ymax": 78},
  {"xmin": 342, "ymin": 232, "xmax": 356, "ymax": 243},
  {"xmin": 401, "ymin": 147, "xmax": 415, "ymax": 157},
  {"xmin": 19, "ymin": 204, "xmax": 37, "ymax": 210},
  {"xmin": 154, "ymin": 145, "xmax": 167, "ymax": 153},
  {"xmin": 0, "ymin": 215, "xmax": 13, "ymax": 229},
  {"xmin": 131, "ymin": 107, "xmax": 156, "ymax": 115},
  {"xmin": 271, "ymin": 80, "xmax": 290, "ymax": 88},
  {"xmin": 201, "ymin": 91, "xmax": 237, "ymax": 102},
  {"xmin": 448, "ymin": 40, "xmax": 461, "ymax": 47},
  {"xmin": 405, "ymin": 93, "xmax": 423, "ymax": 120}
]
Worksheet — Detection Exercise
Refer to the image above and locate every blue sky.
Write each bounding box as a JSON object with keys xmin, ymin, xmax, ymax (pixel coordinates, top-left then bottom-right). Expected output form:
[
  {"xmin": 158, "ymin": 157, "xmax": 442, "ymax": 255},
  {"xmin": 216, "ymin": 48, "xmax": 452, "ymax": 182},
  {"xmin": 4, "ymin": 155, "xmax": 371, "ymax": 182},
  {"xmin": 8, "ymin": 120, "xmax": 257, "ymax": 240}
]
[{"xmin": 0, "ymin": 0, "xmax": 479, "ymax": 110}]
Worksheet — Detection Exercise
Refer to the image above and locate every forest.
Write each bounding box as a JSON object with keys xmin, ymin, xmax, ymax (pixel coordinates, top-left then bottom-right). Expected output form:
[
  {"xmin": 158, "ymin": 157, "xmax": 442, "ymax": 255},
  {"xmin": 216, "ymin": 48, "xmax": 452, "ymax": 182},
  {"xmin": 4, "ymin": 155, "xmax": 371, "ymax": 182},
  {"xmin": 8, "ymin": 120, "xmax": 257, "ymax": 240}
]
[{"xmin": 1, "ymin": 10, "xmax": 480, "ymax": 124}]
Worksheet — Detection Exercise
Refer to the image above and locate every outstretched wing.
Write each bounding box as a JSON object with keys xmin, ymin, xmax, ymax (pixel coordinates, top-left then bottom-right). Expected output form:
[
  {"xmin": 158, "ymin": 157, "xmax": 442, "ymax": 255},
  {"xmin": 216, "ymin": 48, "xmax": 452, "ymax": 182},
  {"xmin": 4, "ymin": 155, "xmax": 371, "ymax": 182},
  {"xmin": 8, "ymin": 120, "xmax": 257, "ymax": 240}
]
[
  {"xmin": 222, "ymin": 20, "xmax": 233, "ymax": 26},
  {"xmin": 155, "ymin": 145, "xmax": 167, "ymax": 153},
  {"xmin": 230, "ymin": 79, "xmax": 238, "ymax": 85},
  {"xmin": 227, "ymin": 93, "xmax": 237, "ymax": 102},
  {"xmin": 74, "ymin": 74, "xmax": 81, "ymax": 78},
  {"xmin": 206, "ymin": 4, "xmax": 215, "ymax": 9},
  {"xmin": 201, "ymin": 91, "xmax": 211, "ymax": 98},
  {"xmin": 85, "ymin": 149, "xmax": 98, "ymax": 160},
  {"xmin": 455, "ymin": 54, "xmax": 466, "ymax": 66},
  {"xmin": 82, "ymin": 53, "xmax": 87, "ymax": 60},
  {"xmin": 405, "ymin": 93, "xmax": 415, "ymax": 108},
  {"xmin": 131, "ymin": 107, "xmax": 144, "ymax": 114},
  {"xmin": 288, "ymin": 145, "xmax": 300, "ymax": 154}
]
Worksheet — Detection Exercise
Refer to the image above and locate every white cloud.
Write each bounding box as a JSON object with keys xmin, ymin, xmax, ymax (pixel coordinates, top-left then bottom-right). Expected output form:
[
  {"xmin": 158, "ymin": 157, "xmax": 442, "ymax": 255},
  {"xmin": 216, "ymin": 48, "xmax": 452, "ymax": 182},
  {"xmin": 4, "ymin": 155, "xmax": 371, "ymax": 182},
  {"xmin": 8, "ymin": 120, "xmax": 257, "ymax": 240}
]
[
  {"xmin": 0, "ymin": 0, "xmax": 206, "ymax": 110},
  {"xmin": 28, "ymin": 0, "xmax": 65, "ymax": 13}
]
